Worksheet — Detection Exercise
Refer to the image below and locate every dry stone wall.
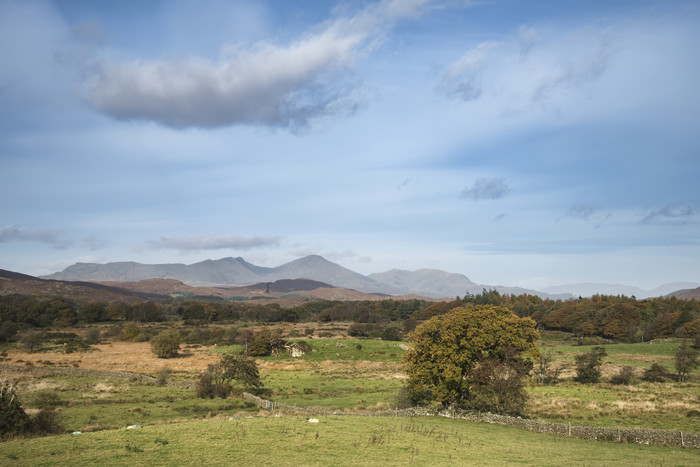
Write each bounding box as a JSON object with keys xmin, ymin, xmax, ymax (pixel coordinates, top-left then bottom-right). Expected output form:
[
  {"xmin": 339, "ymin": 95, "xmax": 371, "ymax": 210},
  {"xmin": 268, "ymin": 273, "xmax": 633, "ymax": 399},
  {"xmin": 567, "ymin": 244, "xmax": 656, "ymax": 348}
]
[{"xmin": 242, "ymin": 392, "xmax": 700, "ymax": 449}]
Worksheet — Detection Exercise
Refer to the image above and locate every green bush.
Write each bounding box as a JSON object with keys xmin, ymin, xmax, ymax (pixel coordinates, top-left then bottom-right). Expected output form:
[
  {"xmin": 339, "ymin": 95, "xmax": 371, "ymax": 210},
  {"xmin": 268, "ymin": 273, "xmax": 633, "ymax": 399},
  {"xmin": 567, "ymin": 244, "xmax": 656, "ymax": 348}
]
[
  {"xmin": 120, "ymin": 322, "xmax": 140, "ymax": 341},
  {"xmin": 674, "ymin": 340, "xmax": 698, "ymax": 382},
  {"xmin": 0, "ymin": 382, "xmax": 63, "ymax": 438},
  {"xmin": 610, "ymin": 366, "xmax": 635, "ymax": 385},
  {"xmin": 573, "ymin": 347, "xmax": 607, "ymax": 383},
  {"xmin": 381, "ymin": 327, "xmax": 402, "ymax": 341},
  {"xmin": 247, "ymin": 329, "xmax": 286, "ymax": 357},
  {"xmin": 32, "ymin": 391, "xmax": 63, "ymax": 409},
  {"xmin": 156, "ymin": 366, "xmax": 172, "ymax": 386},
  {"xmin": 29, "ymin": 409, "xmax": 63, "ymax": 435},
  {"xmin": 642, "ymin": 363, "xmax": 669, "ymax": 382},
  {"xmin": 0, "ymin": 381, "xmax": 29, "ymax": 437},
  {"xmin": 196, "ymin": 354, "xmax": 263, "ymax": 399},
  {"xmin": 151, "ymin": 330, "xmax": 181, "ymax": 358}
]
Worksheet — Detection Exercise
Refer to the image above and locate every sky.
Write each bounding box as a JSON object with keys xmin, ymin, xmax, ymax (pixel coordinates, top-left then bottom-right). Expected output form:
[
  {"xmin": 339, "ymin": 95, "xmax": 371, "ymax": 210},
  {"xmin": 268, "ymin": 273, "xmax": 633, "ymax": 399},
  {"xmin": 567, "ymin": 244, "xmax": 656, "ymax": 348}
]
[{"xmin": 1, "ymin": 0, "xmax": 699, "ymax": 291}]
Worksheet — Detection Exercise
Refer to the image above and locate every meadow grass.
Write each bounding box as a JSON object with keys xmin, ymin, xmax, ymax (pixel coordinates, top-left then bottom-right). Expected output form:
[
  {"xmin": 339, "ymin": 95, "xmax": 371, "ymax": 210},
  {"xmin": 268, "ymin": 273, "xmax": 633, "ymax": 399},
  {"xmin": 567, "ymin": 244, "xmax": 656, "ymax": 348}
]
[
  {"xmin": 263, "ymin": 368, "xmax": 403, "ymax": 410},
  {"xmin": 9, "ymin": 374, "xmax": 256, "ymax": 433},
  {"xmin": 527, "ymin": 382, "xmax": 700, "ymax": 432},
  {"xmin": 211, "ymin": 338, "xmax": 406, "ymax": 362},
  {"xmin": 542, "ymin": 340, "xmax": 681, "ymax": 368},
  {"xmin": 3, "ymin": 331, "xmax": 699, "ymax": 465},
  {"xmin": 2, "ymin": 415, "xmax": 697, "ymax": 466}
]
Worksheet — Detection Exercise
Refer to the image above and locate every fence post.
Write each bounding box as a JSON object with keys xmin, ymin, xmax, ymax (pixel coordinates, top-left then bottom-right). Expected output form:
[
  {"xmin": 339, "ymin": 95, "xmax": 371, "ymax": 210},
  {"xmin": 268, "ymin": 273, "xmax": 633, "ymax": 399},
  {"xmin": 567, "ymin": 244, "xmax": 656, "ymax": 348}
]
[
  {"xmin": 680, "ymin": 431, "xmax": 684, "ymax": 447},
  {"xmin": 568, "ymin": 423, "xmax": 571, "ymax": 437}
]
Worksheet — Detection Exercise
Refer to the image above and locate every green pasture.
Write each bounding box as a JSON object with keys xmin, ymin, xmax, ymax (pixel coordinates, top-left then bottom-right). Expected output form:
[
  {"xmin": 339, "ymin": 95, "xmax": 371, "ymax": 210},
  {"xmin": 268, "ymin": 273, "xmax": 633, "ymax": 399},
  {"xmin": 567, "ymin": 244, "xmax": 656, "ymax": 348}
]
[
  {"xmin": 527, "ymin": 382, "xmax": 700, "ymax": 433},
  {"xmin": 263, "ymin": 370, "xmax": 402, "ymax": 410},
  {"xmin": 543, "ymin": 340, "xmax": 681, "ymax": 367},
  {"xmin": 11, "ymin": 375, "xmax": 255, "ymax": 433},
  {"xmin": 3, "ymin": 415, "xmax": 698, "ymax": 467},
  {"xmin": 211, "ymin": 338, "xmax": 406, "ymax": 362}
]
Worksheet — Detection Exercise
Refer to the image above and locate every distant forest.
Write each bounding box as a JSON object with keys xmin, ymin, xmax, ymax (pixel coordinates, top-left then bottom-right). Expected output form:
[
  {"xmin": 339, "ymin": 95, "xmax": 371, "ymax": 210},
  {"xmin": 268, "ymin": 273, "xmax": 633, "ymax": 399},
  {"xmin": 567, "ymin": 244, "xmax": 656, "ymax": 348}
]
[{"xmin": 0, "ymin": 290, "xmax": 698, "ymax": 343}]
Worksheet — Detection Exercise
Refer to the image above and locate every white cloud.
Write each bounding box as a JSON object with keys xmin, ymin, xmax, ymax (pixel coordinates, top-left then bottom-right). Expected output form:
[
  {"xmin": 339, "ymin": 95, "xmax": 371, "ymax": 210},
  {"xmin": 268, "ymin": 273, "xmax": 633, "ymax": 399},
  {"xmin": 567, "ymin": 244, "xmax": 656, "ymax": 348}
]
[
  {"xmin": 146, "ymin": 234, "xmax": 281, "ymax": 251},
  {"xmin": 83, "ymin": 0, "xmax": 437, "ymax": 130}
]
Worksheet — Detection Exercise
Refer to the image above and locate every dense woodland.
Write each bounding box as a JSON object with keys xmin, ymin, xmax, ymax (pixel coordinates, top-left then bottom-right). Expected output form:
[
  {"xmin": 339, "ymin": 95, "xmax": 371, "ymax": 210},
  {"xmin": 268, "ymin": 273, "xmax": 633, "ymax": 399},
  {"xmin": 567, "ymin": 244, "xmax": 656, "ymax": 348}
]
[{"xmin": 0, "ymin": 289, "xmax": 699, "ymax": 343}]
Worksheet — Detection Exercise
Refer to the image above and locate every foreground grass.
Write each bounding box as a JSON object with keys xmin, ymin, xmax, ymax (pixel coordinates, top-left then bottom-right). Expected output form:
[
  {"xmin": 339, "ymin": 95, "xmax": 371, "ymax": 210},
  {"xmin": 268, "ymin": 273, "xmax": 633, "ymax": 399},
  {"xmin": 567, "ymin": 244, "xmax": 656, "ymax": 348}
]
[
  {"xmin": 3, "ymin": 415, "xmax": 698, "ymax": 466},
  {"xmin": 7, "ymin": 374, "xmax": 256, "ymax": 433}
]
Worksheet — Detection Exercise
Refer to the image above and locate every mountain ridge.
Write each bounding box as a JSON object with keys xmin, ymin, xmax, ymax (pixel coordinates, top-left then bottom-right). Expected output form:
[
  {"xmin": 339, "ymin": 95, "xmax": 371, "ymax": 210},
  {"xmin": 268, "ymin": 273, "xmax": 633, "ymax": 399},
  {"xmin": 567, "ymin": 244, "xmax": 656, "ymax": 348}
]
[{"xmin": 39, "ymin": 255, "xmax": 699, "ymax": 299}]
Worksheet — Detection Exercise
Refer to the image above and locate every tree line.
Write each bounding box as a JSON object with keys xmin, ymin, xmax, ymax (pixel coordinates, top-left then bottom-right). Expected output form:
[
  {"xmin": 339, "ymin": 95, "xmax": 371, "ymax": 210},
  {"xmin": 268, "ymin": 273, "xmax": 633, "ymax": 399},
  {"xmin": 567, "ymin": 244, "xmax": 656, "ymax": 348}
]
[{"xmin": 1, "ymin": 290, "xmax": 698, "ymax": 343}]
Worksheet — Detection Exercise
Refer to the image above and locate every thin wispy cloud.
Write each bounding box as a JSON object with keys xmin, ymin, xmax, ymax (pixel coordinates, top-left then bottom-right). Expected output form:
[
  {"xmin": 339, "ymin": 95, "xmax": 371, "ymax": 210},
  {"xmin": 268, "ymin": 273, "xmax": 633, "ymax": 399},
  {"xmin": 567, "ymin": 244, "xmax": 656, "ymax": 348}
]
[
  {"xmin": 0, "ymin": 225, "xmax": 71, "ymax": 249},
  {"xmin": 146, "ymin": 234, "xmax": 281, "ymax": 252},
  {"xmin": 566, "ymin": 204, "xmax": 595, "ymax": 220},
  {"xmin": 83, "ymin": 0, "xmax": 437, "ymax": 130},
  {"xmin": 82, "ymin": 235, "xmax": 108, "ymax": 251},
  {"xmin": 460, "ymin": 177, "xmax": 510, "ymax": 200},
  {"xmin": 641, "ymin": 203, "xmax": 698, "ymax": 224},
  {"xmin": 440, "ymin": 24, "xmax": 610, "ymax": 112}
]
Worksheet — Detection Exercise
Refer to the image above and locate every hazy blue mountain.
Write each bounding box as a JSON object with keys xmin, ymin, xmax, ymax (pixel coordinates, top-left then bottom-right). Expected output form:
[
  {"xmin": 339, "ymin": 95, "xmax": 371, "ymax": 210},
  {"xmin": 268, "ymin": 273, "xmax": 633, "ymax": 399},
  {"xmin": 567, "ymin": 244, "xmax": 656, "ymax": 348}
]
[
  {"xmin": 542, "ymin": 282, "xmax": 700, "ymax": 299},
  {"xmin": 41, "ymin": 258, "xmax": 268, "ymax": 287},
  {"xmin": 368, "ymin": 269, "xmax": 570, "ymax": 299},
  {"xmin": 42, "ymin": 255, "xmax": 398, "ymax": 294},
  {"xmin": 649, "ymin": 282, "xmax": 700, "ymax": 297},
  {"xmin": 262, "ymin": 255, "xmax": 404, "ymax": 294},
  {"xmin": 43, "ymin": 256, "xmax": 692, "ymax": 299},
  {"xmin": 368, "ymin": 269, "xmax": 476, "ymax": 298}
]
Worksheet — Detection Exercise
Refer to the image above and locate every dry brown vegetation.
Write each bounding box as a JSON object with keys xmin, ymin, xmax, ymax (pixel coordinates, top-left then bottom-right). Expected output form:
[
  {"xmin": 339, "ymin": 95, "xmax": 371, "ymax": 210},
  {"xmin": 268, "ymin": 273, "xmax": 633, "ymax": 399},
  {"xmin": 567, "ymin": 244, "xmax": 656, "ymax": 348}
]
[{"xmin": 5, "ymin": 342, "xmax": 219, "ymax": 374}]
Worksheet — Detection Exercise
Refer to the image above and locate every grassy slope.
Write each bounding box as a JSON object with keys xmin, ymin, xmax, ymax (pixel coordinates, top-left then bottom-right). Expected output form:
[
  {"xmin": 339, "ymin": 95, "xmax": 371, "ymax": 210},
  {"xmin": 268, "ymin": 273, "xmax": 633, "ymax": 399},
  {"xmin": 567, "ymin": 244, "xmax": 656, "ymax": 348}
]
[
  {"xmin": 3, "ymin": 333, "xmax": 699, "ymax": 464},
  {"xmin": 3, "ymin": 416, "xmax": 698, "ymax": 467}
]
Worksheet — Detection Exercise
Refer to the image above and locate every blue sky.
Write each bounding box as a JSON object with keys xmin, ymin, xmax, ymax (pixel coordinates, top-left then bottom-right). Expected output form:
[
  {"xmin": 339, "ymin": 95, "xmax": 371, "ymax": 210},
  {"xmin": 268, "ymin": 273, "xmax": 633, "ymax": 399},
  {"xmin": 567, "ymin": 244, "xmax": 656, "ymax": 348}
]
[{"xmin": 1, "ymin": 0, "xmax": 699, "ymax": 290}]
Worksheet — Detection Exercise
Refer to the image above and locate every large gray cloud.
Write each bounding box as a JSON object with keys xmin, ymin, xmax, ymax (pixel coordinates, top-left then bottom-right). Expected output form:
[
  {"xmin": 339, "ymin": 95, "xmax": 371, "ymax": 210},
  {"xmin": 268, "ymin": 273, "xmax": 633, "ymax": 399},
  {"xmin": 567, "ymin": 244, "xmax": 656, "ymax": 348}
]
[
  {"xmin": 83, "ymin": 0, "xmax": 436, "ymax": 130},
  {"xmin": 146, "ymin": 234, "xmax": 281, "ymax": 251},
  {"xmin": 0, "ymin": 224, "xmax": 71, "ymax": 249}
]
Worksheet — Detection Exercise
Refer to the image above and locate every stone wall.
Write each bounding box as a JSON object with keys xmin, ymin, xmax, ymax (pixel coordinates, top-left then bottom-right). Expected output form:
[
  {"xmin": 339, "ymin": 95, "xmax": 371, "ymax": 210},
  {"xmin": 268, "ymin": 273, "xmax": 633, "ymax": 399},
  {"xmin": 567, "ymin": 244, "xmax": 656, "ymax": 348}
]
[
  {"xmin": 3, "ymin": 364, "xmax": 695, "ymax": 448},
  {"xmin": 242, "ymin": 392, "xmax": 700, "ymax": 449}
]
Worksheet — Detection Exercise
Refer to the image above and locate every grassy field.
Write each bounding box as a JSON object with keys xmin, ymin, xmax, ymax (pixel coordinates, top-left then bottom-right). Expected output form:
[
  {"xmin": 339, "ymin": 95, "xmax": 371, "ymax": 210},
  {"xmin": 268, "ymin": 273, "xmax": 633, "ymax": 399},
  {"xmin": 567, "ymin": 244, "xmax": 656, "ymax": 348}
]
[
  {"xmin": 1, "ymin": 327, "xmax": 699, "ymax": 464},
  {"xmin": 3, "ymin": 415, "xmax": 699, "ymax": 466}
]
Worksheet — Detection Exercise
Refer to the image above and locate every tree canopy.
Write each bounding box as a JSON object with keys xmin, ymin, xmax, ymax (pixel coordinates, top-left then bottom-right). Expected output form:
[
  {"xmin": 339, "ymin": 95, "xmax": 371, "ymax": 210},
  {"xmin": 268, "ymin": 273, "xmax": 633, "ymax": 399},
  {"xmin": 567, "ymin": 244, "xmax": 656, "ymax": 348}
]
[{"xmin": 403, "ymin": 305, "xmax": 539, "ymax": 414}]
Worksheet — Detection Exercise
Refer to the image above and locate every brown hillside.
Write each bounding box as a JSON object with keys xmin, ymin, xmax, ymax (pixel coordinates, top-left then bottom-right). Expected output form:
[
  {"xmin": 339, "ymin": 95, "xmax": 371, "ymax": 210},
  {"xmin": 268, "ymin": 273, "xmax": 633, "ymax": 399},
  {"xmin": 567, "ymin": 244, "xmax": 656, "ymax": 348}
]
[
  {"xmin": 676, "ymin": 287, "xmax": 700, "ymax": 300},
  {"xmin": 0, "ymin": 270, "xmax": 154, "ymax": 303}
]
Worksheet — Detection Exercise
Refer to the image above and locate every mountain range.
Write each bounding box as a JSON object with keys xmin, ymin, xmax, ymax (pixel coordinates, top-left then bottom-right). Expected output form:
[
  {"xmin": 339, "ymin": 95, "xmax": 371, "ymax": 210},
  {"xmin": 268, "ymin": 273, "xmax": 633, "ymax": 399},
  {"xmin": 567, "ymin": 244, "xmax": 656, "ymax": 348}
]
[{"xmin": 40, "ymin": 255, "xmax": 699, "ymax": 300}]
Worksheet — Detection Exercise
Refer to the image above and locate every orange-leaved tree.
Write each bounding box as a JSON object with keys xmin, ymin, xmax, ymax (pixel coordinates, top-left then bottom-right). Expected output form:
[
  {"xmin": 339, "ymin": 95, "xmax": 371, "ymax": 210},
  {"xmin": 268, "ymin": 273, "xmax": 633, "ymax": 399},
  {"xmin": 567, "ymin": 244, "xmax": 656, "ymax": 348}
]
[{"xmin": 403, "ymin": 305, "xmax": 539, "ymax": 415}]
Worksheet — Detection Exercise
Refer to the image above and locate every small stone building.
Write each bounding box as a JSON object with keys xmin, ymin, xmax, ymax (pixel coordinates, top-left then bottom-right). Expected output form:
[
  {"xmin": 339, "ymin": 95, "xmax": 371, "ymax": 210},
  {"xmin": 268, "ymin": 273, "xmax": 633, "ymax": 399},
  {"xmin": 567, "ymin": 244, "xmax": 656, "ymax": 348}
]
[{"xmin": 285, "ymin": 342, "xmax": 307, "ymax": 358}]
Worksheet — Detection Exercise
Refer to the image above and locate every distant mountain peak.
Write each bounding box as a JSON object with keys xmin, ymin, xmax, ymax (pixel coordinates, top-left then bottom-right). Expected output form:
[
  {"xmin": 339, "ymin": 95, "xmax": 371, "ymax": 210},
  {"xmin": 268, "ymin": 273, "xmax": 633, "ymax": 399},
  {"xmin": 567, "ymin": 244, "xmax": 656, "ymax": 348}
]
[{"xmin": 37, "ymin": 255, "xmax": 695, "ymax": 300}]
